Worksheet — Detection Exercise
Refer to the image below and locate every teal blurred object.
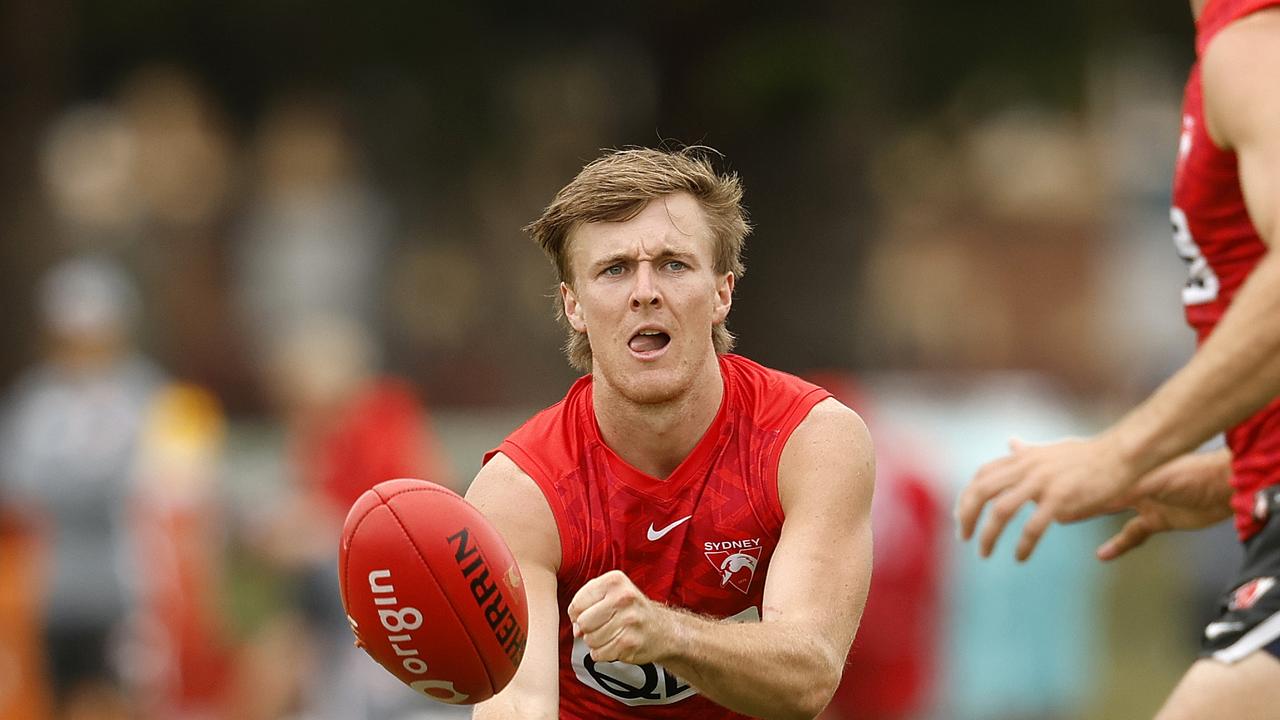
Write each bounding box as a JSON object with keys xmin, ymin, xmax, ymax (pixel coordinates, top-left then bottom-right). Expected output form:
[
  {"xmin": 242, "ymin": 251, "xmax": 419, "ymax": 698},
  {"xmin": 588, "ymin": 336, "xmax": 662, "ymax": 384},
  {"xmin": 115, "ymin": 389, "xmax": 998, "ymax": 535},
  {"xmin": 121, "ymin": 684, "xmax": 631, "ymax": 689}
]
[{"xmin": 873, "ymin": 373, "xmax": 1104, "ymax": 720}]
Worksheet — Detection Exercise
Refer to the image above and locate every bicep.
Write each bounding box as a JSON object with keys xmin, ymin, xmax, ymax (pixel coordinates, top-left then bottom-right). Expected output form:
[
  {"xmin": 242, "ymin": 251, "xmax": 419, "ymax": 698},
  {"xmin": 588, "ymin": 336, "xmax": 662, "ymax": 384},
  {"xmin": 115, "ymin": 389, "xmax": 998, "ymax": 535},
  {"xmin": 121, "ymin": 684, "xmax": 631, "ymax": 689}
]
[
  {"xmin": 1204, "ymin": 10, "xmax": 1280, "ymax": 243},
  {"xmin": 761, "ymin": 399, "xmax": 874, "ymax": 664},
  {"xmin": 1239, "ymin": 138, "xmax": 1280, "ymax": 245},
  {"xmin": 467, "ymin": 453, "xmax": 561, "ymax": 718}
]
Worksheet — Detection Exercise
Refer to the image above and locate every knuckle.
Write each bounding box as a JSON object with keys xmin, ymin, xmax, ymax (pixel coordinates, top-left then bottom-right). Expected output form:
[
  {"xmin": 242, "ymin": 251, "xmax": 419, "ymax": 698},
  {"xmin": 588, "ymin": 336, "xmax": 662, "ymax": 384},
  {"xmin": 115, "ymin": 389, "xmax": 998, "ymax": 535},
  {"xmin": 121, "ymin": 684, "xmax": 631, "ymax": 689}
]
[
  {"xmin": 988, "ymin": 491, "xmax": 1018, "ymax": 515},
  {"xmin": 969, "ymin": 476, "xmax": 997, "ymax": 497},
  {"xmin": 585, "ymin": 631, "xmax": 607, "ymax": 651},
  {"xmin": 991, "ymin": 498, "xmax": 1015, "ymax": 518},
  {"xmin": 616, "ymin": 634, "xmax": 638, "ymax": 657}
]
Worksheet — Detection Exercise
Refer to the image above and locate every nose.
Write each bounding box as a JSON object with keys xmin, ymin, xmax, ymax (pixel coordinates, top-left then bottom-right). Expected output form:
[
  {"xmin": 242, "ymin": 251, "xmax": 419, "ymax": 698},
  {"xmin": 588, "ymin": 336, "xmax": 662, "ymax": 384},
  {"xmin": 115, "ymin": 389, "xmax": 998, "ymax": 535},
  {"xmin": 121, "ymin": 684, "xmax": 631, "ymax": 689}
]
[{"xmin": 630, "ymin": 262, "xmax": 661, "ymax": 309}]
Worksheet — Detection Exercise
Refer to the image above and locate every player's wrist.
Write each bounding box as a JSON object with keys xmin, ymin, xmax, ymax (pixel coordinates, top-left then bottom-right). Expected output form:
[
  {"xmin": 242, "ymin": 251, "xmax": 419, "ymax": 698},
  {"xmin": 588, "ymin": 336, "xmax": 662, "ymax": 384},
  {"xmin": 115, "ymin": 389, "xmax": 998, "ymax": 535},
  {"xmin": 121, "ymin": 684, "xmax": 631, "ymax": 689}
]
[
  {"xmin": 1104, "ymin": 417, "xmax": 1169, "ymax": 483},
  {"xmin": 648, "ymin": 602, "xmax": 700, "ymax": 667}
]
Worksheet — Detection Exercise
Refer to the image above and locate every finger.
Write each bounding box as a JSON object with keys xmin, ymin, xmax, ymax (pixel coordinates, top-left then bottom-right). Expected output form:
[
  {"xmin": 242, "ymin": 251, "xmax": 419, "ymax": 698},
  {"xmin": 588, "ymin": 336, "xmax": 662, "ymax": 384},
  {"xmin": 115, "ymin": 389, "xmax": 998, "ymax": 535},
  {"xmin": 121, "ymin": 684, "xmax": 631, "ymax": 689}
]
[
  {"xmin": 573, "ymin": 596, "xmax": 619, "ymax": 637},
  {"xmin": 1015, "ymin": 503, "xmax": 1056, "ymax": 562},
  {"xmin": 1096, "ymin": 494, "xmax": 1136, "ymax": 516},
  {"xmin": 956, "ymin": 458, "xmax": 1020, "ymax": 540},
  {"xmin": 567, "ymin": 575, "xmax": 611, "ymax": 623},
  {"xmin": 1009, "ymin": 437, "xmax": 1026, "ymax": 452},
  {"xmin": 978, "ymin": 484, "xmax": 1034, "ymax": 558},
  {"xmin": 1095, "ymin": 516, "xmax": 1152, "ymax": 562},
  {"xmin": 583, "ymin": 622, "xmax": 628, "ymax": 662}
]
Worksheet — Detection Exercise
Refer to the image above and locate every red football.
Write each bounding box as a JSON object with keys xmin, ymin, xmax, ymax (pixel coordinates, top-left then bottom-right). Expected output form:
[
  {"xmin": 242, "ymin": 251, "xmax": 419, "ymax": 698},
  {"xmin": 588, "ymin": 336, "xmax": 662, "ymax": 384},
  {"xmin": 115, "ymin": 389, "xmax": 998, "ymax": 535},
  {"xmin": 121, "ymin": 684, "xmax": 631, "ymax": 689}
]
[{"xmin": 338, "ymin": 478, "xmax": 528, "ymax": 705}]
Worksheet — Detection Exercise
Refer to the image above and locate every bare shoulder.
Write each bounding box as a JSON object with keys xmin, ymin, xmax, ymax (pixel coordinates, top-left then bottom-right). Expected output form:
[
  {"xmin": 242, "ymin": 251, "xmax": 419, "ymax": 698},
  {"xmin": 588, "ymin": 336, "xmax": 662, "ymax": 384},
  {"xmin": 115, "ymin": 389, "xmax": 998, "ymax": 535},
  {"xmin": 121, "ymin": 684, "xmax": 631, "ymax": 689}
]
[
  {"xmin": 465, "ymin": 453, "xmax": 561, "ymax": 573},
  {"xmin": 1202, "ymin": 7, "xmax": 1280, "ymax": 150},
  {"xmin": 777, "ymin": 397, "xmax": 874, "ymax": 513}
]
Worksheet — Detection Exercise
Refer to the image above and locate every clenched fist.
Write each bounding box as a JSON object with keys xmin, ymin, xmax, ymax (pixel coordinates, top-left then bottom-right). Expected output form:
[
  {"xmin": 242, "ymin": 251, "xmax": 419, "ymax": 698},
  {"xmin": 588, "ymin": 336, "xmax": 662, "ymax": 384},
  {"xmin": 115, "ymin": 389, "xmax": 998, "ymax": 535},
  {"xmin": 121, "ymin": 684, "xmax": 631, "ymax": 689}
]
[{"xmin": 567, "ymin": 570, "xmax": 678, "ymax": 665}]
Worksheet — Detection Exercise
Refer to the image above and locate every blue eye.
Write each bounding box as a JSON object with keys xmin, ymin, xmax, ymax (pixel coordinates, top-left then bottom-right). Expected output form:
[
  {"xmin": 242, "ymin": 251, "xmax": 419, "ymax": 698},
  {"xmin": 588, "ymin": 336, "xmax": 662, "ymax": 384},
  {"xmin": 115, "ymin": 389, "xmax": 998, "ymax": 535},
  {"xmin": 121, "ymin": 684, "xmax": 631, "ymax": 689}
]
[
  {"xmin": 666, "ymin": 260, "xmax": 687, "ymax": 271},
  {"xmin": 602, "ymin": 265, "xmax": 624, "ymax": 277}
]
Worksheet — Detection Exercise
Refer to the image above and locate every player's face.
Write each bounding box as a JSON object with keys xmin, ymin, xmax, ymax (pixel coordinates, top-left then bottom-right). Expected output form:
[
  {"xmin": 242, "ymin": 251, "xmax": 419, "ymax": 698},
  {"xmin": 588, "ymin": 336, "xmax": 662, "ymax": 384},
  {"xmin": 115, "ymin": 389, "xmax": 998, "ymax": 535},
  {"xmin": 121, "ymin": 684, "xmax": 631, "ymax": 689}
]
[{"xmin": 561, "ymin": 193, "xmax": 734, "ymax": 404}]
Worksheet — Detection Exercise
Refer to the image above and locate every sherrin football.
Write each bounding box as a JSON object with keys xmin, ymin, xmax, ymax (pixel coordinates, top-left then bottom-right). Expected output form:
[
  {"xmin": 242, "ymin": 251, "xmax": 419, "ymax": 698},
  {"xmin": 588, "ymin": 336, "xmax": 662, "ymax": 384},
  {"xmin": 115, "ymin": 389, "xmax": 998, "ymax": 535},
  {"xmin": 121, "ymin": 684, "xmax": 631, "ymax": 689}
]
[{"xmin": 338, "ymin": 478, "xmax": 528, "ymax": 705}]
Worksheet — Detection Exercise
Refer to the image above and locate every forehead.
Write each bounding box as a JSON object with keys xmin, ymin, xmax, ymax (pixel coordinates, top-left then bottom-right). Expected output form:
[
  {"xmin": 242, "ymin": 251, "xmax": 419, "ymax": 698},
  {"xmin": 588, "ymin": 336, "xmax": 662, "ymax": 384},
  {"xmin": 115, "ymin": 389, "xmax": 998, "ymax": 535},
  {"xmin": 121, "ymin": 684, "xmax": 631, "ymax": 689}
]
[{"xmin": 567, "ymin": 193, "xmax": 713, "ymax": 267}]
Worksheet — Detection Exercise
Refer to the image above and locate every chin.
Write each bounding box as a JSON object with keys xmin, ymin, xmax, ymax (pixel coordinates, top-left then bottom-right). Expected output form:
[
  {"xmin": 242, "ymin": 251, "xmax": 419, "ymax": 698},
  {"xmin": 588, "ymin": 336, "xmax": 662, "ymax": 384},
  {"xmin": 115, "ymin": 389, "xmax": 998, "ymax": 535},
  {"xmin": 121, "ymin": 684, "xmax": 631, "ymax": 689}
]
[{"xmin": 598, "ymin": 358, "xmax": 687, "ymax": 406}]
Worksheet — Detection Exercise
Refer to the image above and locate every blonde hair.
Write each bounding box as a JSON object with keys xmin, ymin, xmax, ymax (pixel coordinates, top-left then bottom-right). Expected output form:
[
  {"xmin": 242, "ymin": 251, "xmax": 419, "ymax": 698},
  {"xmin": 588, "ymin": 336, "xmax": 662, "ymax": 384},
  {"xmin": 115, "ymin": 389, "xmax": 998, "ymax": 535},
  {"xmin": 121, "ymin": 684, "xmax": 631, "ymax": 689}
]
[{"xmin": 525, "ymin": 146, "xmax": 751, "ymax": 371}]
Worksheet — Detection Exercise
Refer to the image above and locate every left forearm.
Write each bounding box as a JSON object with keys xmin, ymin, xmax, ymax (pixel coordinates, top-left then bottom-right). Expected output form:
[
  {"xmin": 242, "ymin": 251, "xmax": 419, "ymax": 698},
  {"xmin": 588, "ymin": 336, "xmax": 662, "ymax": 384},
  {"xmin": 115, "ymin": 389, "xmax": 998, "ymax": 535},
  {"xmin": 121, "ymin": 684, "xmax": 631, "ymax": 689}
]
[
  {"xmin": 1110, "ymin": 251, "xmax": 1280, "ymax": 477},
  {"xmin": 658, "ymin": 612, "xmax": 840, "ymax": 720}
]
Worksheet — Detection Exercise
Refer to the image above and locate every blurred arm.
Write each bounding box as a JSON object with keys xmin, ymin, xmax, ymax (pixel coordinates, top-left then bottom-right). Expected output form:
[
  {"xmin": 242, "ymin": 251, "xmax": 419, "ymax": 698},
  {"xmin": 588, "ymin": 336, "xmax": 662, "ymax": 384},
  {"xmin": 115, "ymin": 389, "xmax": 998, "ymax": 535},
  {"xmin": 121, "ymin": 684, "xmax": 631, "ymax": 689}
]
[
  {"xmin": 1096, "ymin": 446, "xmax": 1234, "ymax": 561},
  {"xmin": 467, "ymin": 452, "xmax": 561, "ymax": 720},
  {"xmin": 1103, "ymin": 11, "xmax": 1280, "ymax": 480}
]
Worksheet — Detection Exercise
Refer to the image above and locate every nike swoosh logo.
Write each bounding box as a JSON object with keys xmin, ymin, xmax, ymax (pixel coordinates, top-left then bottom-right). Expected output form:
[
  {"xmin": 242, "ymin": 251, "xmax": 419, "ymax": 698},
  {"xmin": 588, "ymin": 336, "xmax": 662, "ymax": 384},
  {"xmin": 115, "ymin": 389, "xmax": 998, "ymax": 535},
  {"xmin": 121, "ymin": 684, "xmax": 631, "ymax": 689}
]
[
  {"xmin": 1205, "ymin": 621, "xmax": 1245, "ymax": 641},
  {"xmin": 647, "ymin": 515, "xmax": 693, "ymax": 541}
]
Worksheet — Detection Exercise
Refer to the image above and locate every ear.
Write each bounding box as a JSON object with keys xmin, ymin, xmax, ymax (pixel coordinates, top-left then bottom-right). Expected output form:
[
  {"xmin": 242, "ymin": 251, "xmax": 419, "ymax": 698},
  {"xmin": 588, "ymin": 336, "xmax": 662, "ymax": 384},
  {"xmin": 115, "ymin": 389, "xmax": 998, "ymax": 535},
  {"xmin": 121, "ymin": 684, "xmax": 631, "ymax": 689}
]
[
  {"xmin": 712, "ymin": 272, "xmax": 734, "ymax": 324},
  {"xmin": 561, "ymin": 282, "xmax": 588, "ymax": 333}
]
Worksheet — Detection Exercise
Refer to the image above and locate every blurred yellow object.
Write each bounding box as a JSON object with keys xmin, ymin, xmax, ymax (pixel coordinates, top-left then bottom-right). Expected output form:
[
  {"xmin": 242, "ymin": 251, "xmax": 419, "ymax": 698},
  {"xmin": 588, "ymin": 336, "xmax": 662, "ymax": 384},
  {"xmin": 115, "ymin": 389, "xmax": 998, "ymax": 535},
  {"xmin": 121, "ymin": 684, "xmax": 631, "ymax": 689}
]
[{"xmin": 136, "ymin": 383, "xmax": 225, "ymax": 503}]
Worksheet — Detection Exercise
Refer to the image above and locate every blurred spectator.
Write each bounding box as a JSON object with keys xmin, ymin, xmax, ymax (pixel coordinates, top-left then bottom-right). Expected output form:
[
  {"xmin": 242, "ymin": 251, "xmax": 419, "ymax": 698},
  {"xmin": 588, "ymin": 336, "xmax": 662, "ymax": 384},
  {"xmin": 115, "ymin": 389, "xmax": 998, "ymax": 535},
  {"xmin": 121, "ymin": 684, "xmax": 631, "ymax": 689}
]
[
  {"xmin": 246, "ymin": 315, "xmax": 456, "ymax": 720},
  {"xmin": 114, "ymin": 66, "xmax": 251, "ymax": 408},
  {"xmin": 0, "ymin": 256, "xmax": 164, "ymax": 719},
  {"xmin": 127, "ymin": 384, "xmax": 233, "ymax": 720},
  {"xmin": 871, "ymin": 374, "xmax": 1105, "ymax": 720},
  {"xmin": 813, "ymin": 374, "xmax": 945, "ymax": 720},
  {"xmin": 234, "ymin": 95, "xmax": 393, "ymax": 368},
  {"xmin": 39, "ymin": 106, "xmax": 142, "ymax": 246}
]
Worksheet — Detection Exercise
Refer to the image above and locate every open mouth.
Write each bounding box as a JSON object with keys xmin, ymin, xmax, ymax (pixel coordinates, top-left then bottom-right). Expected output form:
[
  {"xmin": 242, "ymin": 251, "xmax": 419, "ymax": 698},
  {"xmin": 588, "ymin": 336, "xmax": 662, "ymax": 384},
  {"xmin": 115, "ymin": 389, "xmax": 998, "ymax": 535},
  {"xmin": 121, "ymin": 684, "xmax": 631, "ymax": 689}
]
[{"xmin": 628, "ymin": 330, "xmax": 671, "ymax": 356}]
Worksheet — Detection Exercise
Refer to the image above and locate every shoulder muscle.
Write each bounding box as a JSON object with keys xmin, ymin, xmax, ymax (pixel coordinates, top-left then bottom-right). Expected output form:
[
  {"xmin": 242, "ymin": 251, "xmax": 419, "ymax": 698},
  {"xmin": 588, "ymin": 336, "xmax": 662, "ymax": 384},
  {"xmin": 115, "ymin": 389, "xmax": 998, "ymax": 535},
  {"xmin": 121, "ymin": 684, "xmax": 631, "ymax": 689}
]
[
  {"xmin": 777, "ymin": 397, "xmax": 874, "ymax": 514},
  {"xmin": 465, "ymin": 452, "xmax": 561, "ymax": 573},
  {"xmin": 1203, "ymin": 8, "xmax": 1280, "ymax": 241}
]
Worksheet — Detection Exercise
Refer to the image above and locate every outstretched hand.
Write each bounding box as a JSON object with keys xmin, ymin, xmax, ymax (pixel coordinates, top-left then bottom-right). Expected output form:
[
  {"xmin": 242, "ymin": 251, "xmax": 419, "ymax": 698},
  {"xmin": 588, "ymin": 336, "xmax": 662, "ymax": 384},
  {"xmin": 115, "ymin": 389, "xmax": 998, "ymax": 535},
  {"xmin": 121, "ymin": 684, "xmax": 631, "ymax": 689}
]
[
  {"xmin": 955, "ymin": 435, "xmax": 1138, "ymax": 562},
  {"xmin": 1095, "ymin": 448, "xmax": 1233, "ymax": 561}
]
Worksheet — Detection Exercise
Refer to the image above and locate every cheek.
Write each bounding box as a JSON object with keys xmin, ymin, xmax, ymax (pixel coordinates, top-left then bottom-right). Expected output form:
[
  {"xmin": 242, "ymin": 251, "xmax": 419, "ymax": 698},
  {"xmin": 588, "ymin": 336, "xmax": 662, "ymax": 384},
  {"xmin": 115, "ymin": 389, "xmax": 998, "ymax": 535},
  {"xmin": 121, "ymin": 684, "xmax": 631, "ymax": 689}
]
[{"xmin": 574, "ymin": 290, "xmax": 622, "ymax": 331}]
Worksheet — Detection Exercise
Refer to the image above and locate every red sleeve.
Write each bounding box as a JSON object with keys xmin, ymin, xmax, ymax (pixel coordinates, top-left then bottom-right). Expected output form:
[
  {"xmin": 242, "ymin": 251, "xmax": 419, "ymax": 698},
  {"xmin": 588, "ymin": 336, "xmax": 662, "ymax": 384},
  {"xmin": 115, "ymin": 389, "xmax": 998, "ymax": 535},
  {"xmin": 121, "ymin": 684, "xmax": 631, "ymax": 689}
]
[
  {"xmin": 482, "ymin": 403, "xmax": 587, "ymax": 588},
  {"xmin": 758, "ymin": 386, "xmax": 832, "ymax": 525}
]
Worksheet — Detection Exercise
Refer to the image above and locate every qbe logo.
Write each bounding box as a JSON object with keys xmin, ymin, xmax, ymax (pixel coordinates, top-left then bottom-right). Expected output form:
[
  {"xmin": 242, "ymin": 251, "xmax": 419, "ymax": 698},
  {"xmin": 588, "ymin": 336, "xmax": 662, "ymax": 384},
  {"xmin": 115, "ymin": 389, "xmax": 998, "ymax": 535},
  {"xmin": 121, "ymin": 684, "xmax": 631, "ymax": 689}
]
[
  {"xmin": 570, "ymin": 638, "xmax": 695, "ymax": 706},
  {"xmin": 569, "ymin": 606, "xmax": 759, "ymax": 706}
]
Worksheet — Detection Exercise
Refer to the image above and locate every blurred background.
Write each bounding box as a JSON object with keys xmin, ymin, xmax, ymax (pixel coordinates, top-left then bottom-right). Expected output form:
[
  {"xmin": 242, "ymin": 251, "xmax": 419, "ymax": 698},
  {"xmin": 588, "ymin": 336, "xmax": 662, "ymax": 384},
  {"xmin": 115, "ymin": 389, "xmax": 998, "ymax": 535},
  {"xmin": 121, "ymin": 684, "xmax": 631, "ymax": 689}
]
[{"xmin": 0, "ymin": 1, "xmax": 1236, "ymax": 719}]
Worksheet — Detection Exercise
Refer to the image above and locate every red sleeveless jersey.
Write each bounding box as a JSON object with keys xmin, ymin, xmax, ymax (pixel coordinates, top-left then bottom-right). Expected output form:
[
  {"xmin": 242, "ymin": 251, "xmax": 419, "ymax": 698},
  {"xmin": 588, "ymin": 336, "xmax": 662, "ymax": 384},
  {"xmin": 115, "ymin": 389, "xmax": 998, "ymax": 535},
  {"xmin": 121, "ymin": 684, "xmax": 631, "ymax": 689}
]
[
  {"xmin": 1173, "ymin": 0, "xmax": 1280, "ymax": 540},
  {"xmin": 483, "ymin": 354, "xmax": 831, "ymax": 718}
]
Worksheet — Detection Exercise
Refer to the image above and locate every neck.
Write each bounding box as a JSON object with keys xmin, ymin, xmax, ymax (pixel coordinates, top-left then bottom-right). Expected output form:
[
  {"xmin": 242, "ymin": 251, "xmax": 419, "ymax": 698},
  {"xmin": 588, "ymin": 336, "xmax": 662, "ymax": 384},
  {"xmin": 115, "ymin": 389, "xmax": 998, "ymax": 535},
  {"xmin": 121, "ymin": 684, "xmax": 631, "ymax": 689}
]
[
  {"xmin": 1191, "ymin": 0, "xmax": 1209, "ymax": 20},
  {"xmin": 593, "ymin": 354, "xmax": 725, "ymax": 480}
]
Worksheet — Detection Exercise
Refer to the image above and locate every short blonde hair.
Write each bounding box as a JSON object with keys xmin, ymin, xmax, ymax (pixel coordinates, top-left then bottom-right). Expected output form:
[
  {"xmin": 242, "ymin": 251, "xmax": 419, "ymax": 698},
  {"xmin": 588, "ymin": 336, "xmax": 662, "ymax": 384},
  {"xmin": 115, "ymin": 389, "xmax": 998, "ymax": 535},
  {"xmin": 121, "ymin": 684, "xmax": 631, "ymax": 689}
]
[{"xmin": 525, "ymin": 146, "xmax": 751, "ymax": 372}]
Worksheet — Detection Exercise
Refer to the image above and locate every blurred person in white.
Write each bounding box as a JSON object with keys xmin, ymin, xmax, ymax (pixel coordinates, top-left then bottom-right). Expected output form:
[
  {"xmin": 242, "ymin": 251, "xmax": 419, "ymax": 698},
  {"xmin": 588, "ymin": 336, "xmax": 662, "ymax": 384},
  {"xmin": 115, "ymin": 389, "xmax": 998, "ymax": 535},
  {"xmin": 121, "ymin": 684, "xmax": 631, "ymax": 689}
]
[
  {"xmin": 956, "ymin": 1, "xmax": 1280, "ymax": 717},
  {"xmin": 0, "ymin": 256, "xmax": 165, "ymax": 719},
  {"xmin": 235, "ymin": 95, "xmax": 393, "ymax": 367}
]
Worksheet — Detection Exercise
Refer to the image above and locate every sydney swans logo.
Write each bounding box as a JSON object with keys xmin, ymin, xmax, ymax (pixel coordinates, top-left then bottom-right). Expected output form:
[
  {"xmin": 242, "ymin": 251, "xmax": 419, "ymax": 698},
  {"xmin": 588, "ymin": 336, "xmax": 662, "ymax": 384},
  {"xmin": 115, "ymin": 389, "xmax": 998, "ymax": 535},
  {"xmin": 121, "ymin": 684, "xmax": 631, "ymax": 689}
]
[{"xmin": 703, "ymin": 538, "xmax": 762, "ymax": 594}]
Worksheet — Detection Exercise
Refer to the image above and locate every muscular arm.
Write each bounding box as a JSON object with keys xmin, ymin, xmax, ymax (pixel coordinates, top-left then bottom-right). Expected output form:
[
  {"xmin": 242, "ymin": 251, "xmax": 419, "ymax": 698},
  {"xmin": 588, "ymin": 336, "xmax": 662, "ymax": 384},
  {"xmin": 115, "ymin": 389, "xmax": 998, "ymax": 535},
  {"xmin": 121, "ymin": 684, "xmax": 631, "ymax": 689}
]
[
  {"xmin": 569, "ymin": 399, "xmax": 874, "ymax": 719},
  {"xmin": 668, "ymin": 399, "xmax": 873, "ymax": 718},
  {"xmin": 1107, "ymin": 10, "xmax": 1280, "ymax": 477},
  {"xmin": 467, "ymin": 453, "xmax": 561, "ymax": 720},
  {"xmin": 957, "ymin": 11, "xmax": 1280, "ymax": 561}
]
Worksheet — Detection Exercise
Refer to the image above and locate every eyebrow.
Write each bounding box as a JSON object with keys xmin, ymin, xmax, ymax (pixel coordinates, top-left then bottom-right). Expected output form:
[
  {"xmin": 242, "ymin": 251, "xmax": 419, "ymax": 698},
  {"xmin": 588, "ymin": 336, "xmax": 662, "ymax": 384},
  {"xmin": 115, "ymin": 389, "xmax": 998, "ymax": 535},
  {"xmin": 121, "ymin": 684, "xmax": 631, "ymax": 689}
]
[{"xmin": 590, "ymin": 247, "xmax": 698, "ymax": 273}]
